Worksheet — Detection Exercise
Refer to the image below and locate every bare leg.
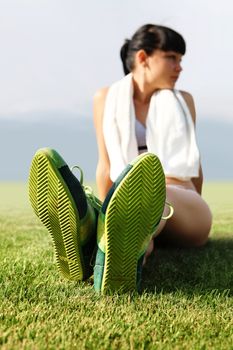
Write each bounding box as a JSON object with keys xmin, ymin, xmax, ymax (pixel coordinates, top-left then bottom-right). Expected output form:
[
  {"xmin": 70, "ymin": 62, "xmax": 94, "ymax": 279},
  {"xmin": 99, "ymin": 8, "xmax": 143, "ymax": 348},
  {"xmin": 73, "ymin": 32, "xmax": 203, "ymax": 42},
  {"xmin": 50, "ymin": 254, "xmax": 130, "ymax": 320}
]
[
  {"xmin": 144, "ymin": 185, "xmax": 212, "ymax": 263},
  {"xmin": 161, "ymin": 185, "xmax": 212, "ymax": 246}
]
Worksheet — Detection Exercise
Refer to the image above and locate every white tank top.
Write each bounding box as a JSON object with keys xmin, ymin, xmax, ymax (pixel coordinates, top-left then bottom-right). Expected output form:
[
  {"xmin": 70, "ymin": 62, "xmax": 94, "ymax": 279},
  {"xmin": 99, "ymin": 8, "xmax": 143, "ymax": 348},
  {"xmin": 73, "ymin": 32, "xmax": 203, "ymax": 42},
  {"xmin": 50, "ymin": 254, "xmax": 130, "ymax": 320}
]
[{"xmin": 135, "ymin": 119, "xmax": 147, "ymax": 154}]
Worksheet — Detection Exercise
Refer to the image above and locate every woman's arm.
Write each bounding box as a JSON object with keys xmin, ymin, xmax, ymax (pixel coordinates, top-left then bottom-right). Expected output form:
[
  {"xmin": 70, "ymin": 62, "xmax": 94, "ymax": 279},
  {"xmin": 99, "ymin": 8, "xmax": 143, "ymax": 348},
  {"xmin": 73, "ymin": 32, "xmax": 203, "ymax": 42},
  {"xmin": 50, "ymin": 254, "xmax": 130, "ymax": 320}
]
[
  {"xmin": 181, "ymin": 91, "xmax": 203, "ymax": 195},
  {"xmin": 192, "ymin": 165, "xmax": 203, "ymax": 195},
  {"xmin": 93, "ymin": 87, "xmax": 113, "ymax": 201}
]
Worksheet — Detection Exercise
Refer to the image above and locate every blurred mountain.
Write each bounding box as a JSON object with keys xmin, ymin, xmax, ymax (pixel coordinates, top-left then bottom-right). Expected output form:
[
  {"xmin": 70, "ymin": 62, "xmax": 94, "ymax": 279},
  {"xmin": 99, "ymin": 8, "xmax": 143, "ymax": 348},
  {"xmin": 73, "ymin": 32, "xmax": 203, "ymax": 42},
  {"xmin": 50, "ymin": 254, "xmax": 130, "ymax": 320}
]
[
  {"xmin": 0, "ymin": 113, "xmax": 98, "ymax": 182},
  {"xmin": 0, "ymin": 112, "xmax": 232, "ymax": 181},
  {"xmin": 196, "ymin": 118, "xmax": 232, "ymax": 180}
]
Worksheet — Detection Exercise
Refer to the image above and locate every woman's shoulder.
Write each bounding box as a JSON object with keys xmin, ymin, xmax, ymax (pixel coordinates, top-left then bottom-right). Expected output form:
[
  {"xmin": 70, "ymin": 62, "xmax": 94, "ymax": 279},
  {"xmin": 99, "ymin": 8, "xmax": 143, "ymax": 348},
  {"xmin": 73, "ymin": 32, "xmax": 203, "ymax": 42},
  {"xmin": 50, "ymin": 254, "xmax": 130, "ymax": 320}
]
[
  {"xmin": 179, "ymin": 90, "xmax": 194, "ymax": 104},
  {"xmin": 94, "ymin": 87, "xmax": 109, "ymax": 103},
  {"xmin": 179, "ymin": 90, "xmax": 196, "ymax": 124},
  {"xmin": 93, "ymin": 87, "xmax": 110, "ymax": 124}
]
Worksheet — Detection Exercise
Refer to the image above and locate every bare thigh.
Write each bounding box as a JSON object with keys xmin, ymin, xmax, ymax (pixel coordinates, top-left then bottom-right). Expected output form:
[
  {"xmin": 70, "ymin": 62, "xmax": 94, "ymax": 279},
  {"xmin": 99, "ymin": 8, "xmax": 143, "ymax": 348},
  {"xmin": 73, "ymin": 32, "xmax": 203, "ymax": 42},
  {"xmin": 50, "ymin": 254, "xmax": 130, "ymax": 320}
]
[{"xmin": 155, "ymin": 185, "xmax": 212, "ymax": 247}]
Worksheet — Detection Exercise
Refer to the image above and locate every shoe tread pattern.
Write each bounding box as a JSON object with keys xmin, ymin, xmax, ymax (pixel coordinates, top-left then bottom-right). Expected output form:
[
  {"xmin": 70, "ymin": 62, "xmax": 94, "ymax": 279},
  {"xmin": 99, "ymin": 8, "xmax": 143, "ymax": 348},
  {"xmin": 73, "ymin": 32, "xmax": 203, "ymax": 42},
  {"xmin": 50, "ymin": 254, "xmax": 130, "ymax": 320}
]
[
  {"xmin": 102, "ymin": 154, "xmax": 165, "ymax": 293},
  {"xmin": 29, "ymin": 152, "xmax": 84, "ymax": 280}
]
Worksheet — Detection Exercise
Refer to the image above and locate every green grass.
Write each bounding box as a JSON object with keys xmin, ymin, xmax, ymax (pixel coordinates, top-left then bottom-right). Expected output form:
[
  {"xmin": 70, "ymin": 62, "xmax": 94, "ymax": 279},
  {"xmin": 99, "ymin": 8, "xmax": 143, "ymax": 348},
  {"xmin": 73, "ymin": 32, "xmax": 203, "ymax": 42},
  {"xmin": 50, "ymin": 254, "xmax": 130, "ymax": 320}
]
[{"xmin": 0, "ymin": 182, "xmax": 233, "ymax": 349}]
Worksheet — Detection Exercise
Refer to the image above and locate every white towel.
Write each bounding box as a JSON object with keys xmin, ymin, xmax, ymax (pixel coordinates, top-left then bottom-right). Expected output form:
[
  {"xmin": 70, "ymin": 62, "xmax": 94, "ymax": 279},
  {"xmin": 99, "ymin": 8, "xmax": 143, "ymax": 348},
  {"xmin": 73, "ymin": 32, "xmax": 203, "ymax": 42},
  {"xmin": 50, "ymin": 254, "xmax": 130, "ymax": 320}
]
[{"xmin": 103, "ymin": 73, "xmax": 200, "ymax": 182}]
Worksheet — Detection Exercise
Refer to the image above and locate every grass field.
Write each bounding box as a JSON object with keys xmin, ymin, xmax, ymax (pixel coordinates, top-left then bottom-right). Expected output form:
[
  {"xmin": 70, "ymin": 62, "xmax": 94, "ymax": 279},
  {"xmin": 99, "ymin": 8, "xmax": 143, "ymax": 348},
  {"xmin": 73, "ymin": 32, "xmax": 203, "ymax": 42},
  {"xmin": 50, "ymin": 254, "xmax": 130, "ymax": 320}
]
[{"xmin": 0, "ymin": 182, "xmax": 233, "ymax": 349}]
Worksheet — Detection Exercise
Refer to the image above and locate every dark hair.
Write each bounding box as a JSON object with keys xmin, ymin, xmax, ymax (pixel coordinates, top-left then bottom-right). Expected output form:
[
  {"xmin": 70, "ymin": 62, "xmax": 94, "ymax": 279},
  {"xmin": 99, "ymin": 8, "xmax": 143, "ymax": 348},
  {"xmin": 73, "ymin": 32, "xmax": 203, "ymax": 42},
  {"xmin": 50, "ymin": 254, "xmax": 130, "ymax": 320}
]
[{"xmin": 120, "ymin": 24, "xmax": 186, "ymax": 75}]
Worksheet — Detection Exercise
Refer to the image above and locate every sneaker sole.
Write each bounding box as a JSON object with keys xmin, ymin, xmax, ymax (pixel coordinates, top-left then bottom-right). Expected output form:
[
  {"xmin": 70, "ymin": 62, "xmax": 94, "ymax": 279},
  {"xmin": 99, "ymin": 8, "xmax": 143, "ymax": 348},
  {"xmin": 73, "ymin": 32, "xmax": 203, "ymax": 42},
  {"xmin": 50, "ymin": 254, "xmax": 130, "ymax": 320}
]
[
  {"xmin": 102, "ymin": 153, "xmax": 165, "ymax": 293},
  {"xmin": 28, "ymin": 150, "xmax": 85, "ymax": 281}
]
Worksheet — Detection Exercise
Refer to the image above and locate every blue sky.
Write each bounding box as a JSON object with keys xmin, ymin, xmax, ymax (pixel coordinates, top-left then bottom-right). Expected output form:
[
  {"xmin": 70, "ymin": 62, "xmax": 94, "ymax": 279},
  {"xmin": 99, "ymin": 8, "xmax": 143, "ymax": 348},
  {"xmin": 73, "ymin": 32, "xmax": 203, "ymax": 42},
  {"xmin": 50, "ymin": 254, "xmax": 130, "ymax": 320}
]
[{"xmin": 0, "ymin": 0, "xmax": 233, "ymax": 121}]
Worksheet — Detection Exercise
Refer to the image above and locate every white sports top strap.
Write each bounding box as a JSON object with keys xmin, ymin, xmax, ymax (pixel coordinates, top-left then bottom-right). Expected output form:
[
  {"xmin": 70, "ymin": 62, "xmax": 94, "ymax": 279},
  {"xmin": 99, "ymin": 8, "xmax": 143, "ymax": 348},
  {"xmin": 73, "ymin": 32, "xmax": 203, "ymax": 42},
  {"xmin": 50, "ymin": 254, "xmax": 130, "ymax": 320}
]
[{"xmin": 135, "ymin": 119, "xmax": 147, "ymax": 153}]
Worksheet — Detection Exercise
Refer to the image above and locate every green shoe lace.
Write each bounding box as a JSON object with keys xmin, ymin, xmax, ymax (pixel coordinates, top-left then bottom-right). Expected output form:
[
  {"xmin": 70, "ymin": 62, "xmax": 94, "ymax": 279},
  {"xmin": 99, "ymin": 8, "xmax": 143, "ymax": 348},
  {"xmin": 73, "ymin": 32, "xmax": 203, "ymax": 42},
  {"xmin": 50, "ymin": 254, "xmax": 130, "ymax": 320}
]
[
  {"xmin": 162, "ymin": 201, "xmax": 174, "ymax": 220},
  {"xmin": 70, "ymin": 165, "xmax": 102, "ymax": 212}
]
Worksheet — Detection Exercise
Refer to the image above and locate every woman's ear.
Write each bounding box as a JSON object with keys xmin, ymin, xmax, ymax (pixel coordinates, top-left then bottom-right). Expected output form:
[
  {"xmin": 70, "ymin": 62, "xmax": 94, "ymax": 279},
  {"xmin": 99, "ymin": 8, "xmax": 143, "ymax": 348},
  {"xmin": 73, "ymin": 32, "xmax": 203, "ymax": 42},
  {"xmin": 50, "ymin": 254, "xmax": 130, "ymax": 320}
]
[{"xmin": 135, "ymin": 50, "xmax": 148, "ymax": 67}]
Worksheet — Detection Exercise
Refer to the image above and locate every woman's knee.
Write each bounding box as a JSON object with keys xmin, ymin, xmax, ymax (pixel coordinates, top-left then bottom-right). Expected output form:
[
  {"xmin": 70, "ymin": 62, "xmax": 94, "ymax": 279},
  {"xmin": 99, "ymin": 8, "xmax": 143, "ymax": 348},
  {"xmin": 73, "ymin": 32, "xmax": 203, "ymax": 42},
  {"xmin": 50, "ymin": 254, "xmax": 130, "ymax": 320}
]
[
  {"xmin": 194, "ymin": 206, "xmax": 212, "ymax": 246},
  {"xmin": 184, "ymin": 206, "xmax": 212, "ymax": 247},
  {"xmin": 192, "ymin": 228, "xmax": 210, "ymax": 247},
  {"xmin": 164, "ymin": 186, "xmax": 213, "ymax": 247}
]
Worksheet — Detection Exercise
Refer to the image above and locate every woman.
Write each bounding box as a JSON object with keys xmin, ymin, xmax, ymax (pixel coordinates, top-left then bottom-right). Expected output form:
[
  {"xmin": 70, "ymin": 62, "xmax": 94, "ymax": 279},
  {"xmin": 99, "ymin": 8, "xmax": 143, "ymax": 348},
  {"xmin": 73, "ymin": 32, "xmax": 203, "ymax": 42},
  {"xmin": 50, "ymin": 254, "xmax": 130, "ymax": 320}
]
[
  {"xmin": 93, "ymin": 24, "xmax": 212, "ymax": 259},
  {"xmin": 29, "ymin": 24, "xmax": 212, "ymax": 294}
]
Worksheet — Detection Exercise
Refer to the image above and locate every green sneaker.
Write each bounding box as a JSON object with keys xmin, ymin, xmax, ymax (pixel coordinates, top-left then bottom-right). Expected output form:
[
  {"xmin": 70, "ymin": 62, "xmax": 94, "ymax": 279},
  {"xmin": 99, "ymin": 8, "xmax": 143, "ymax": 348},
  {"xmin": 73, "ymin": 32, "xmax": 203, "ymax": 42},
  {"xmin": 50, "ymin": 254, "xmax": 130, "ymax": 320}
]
[
  {"xmin": 94, "ymin": 152, "xmax": 166, "ymax": 294},
  {"xmin": 28, "ymin": 148, "xmax": 101, "ymax": 281}
]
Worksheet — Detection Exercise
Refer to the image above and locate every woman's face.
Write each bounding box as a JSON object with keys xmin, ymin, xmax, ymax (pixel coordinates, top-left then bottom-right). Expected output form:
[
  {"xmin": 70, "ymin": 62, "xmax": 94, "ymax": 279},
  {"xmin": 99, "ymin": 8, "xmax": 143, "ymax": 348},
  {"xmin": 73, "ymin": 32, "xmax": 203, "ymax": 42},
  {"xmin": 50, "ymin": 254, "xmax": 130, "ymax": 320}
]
[{"xmin": 145, "ymin": 49, "xmax": 183, "ymax": 89}]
